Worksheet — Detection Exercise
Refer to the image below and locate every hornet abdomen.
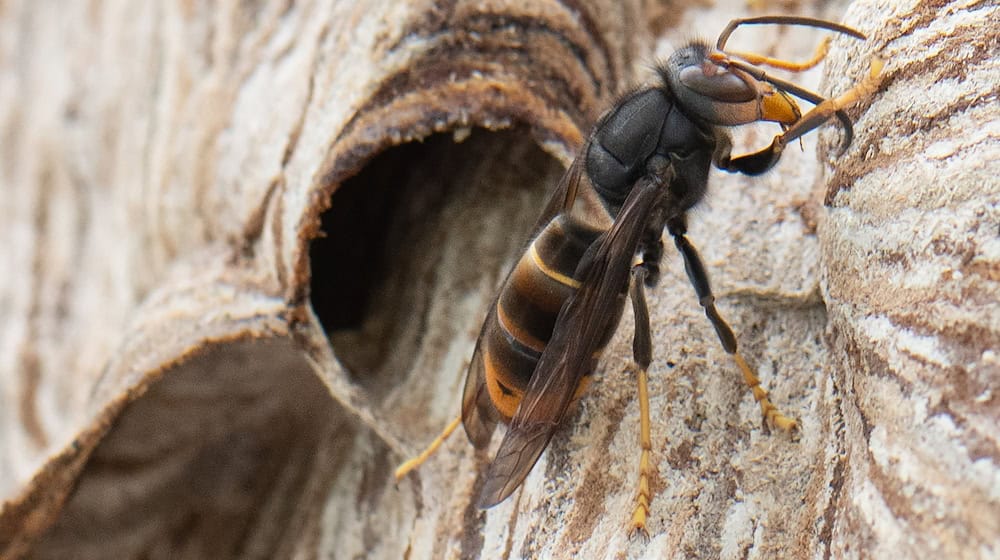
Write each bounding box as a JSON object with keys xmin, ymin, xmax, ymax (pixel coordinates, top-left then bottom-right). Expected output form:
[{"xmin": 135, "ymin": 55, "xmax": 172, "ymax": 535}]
[{"xmin": 482, "ymin": 214, "xmax": 621, "ymax": 421}]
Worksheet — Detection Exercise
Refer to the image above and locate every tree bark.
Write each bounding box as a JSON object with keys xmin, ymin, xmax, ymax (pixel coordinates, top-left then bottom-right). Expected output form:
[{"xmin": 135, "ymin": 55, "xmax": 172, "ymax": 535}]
[{"xmin": 0, "ymin": 0, "xmax": 995, "ymax": 559}]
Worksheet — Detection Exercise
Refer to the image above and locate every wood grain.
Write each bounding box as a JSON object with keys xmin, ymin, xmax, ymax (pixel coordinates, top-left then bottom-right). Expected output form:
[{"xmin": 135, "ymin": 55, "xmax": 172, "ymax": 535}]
[{"xmin": 1, "ymin": 0, "xmax": 995, "ymax": 558}]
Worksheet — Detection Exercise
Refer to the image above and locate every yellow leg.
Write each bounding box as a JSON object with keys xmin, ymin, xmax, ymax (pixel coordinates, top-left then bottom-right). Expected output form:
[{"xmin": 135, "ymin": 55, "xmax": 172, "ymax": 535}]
[
  {"xmin": 394, "ymin": 414, "xmax": 462, "ymax": 480},
  {"xmin": 733, "ymin": 354, "xmax": 797, "ymax": 432},
  {"xmin": 729, "ymin": 37, "xmax": 831, "ymax": 72},
  {"xmin": 773, "ymin": 56, "xmax": 883, "ymax": 149},
  {"xmin": 822, "ymin": 56, "xmax": 884, "ymax": 111},
  {"xmin": 629, "ymin": 365, "xmax": 653, "ymax": 540}
]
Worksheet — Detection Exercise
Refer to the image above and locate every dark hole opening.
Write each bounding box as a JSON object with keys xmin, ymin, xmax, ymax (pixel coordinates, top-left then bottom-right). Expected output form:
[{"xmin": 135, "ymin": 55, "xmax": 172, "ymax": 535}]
[
  {"xmin": 308, "ymin": 129, "xmax": 563, "ymax": 393},
  {"xmin": 309, "ymin": 154, "xmax": 398, "ymax": 332}
]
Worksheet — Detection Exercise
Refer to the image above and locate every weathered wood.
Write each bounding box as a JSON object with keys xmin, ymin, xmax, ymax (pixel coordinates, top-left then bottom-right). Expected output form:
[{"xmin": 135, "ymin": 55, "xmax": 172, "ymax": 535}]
[
  {"xmin": 0, "ymin": 0, "xmax": 995, "ymax": 558},
  {"xmin": 819, "ymin": 1, "xmax": 1000, "ymax": 558}
]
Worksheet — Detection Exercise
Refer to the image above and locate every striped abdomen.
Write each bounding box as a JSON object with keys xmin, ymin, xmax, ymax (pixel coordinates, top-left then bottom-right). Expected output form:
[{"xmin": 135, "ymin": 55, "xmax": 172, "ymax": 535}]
[{"xmin": 481, "ymin": 214, "xmax": 621, "ymax": 422}]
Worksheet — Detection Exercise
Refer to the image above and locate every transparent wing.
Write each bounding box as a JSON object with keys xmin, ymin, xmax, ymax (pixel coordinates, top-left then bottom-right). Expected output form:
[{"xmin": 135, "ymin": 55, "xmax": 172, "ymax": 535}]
[
  {"xmin": 461, "ymin": 308, "xmax": 501, "ymax": 448},
  {"xmin": 460, "ymin": 157, "xmax": 585, "ymax": 448},
  {"xmin": 477, "ymin": 175, "xmax": 665, "ymax": 508}
]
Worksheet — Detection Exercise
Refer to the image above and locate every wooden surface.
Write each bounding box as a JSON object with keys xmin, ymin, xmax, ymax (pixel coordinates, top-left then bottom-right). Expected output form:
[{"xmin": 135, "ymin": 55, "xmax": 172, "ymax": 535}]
[{"xmin": 0, "ymin": 0, "xmax": 996, "ymax": 558}]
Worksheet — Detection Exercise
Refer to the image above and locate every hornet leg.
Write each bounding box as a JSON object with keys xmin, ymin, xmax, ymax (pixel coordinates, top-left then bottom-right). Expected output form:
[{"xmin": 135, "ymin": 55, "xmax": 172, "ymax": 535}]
[
  {"xmin": 394, "ymin": 414, "xmax": 462, "ymax": 480},
  {"xmin": 713, "ymin": 56, "xmax": 883, "ymax": 175},
  {"xmin": 669, "ymin": 220, "xmax": 797, "ymax": 433},
  {"xmin": 628, "ymin": 261, "xmax": 657, "ymax": 539},
  {"xmin": 727, "ymin": 36, "xmax": 831, "ymax": 73}
]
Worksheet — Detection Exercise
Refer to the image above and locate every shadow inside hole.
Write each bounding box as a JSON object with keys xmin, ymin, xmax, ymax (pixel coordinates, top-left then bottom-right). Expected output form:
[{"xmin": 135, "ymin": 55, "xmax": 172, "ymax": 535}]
[
  {"xmin": 33, "ymin": 338, "xmax": 343, "ymax": 560},
  {"xmin": 309, "ymin": 129, "xmax": 564, "ymax": 396}
]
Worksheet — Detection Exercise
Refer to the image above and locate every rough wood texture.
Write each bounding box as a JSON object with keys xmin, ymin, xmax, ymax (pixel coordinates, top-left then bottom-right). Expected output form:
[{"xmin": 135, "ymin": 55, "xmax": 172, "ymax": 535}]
[
  {"xmin": 0, "ymin": 0, "xmax": 995, "ymax": 559},
  {"xmin": 819, "ymin": 1, "xmax": 999, "ymax": 558}
]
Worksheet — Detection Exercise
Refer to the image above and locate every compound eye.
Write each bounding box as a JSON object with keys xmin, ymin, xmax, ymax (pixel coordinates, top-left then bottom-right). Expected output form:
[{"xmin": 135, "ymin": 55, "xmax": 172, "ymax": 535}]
[{"xmin": 677, "ymin": 63, "xmax": 756, "ymax": 103}]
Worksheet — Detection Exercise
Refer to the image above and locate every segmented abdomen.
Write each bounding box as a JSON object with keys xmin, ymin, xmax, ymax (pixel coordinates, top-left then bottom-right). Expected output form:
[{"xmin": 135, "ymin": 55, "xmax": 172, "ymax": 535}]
[{"xmin": 481, "ymin": 215, "xmax": 607, "ymax": 421}]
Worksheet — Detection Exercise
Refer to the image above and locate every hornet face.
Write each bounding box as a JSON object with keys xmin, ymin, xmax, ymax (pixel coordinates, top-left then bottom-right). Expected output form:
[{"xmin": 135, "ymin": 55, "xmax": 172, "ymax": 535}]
[{"xmin": 663, "ymin": 42, "xmax": 801, "ymax": 127}]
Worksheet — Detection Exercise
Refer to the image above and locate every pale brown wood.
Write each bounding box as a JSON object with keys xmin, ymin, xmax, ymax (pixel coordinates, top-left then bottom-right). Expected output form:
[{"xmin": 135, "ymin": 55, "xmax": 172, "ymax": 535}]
[
  {"xmin": 1, "ymin": 0, "xmax": 995, "ymax": 558},
  {"xmin": 818, "ymin": 1, "xmax": 1000, "ymax": 558}
]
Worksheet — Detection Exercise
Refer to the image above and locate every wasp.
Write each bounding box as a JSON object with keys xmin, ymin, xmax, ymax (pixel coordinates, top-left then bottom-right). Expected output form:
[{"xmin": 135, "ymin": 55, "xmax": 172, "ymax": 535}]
[{"xmin": 395, "ymin": 15, "xmax": 881, "ymax": 537}]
